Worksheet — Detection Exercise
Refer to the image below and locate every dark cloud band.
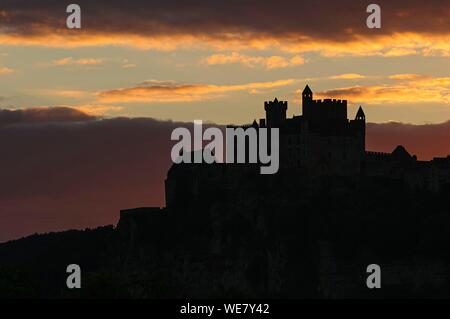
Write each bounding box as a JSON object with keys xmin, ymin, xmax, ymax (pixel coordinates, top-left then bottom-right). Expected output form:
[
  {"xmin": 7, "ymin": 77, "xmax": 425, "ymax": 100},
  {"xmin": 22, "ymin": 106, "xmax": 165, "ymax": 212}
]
[
  {"xmin": 1, "ymin": 0, "xmax": 449, "ymax": 41},
  {"xmin": 1, "ymin": 107, "xmax": 450, "ymax": 242},
  {"xmin": 0, "ymin": 107, "xmax": 96, "ymax": 127}
]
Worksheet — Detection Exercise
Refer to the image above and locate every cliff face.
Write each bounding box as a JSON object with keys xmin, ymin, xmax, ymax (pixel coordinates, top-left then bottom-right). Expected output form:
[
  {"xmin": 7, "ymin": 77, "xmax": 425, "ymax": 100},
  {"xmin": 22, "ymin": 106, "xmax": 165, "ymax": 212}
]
[
  {"xmin": 0, "ymin": 227, "xmax": 118, "ymax": 298},
  {"xmin": 113, "ymin": 164, "xmax": 450, "ymax": 298},
  {"xmin": 1, "ymin": 164, "xmax": 450, "ymax": 298},
  {"xmin": 116, "ymin": 165, "xmax": 321, "ymax": 298}
]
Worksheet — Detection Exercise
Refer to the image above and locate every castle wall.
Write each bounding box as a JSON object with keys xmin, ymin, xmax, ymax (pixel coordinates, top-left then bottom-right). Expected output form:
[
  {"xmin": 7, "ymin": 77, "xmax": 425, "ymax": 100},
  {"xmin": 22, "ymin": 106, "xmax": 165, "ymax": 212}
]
[
  {"xmin": 264, "ymin": 100, "xmax": 287, "ymax": 127},
  {"xmin": 303, "ymin": 98, "xmax": 347, "ymax": 122}
]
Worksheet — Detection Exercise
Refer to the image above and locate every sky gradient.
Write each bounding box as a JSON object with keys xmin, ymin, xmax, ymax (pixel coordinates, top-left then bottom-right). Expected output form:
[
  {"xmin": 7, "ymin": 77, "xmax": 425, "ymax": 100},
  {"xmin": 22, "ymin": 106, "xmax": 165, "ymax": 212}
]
[
  {"xmin": 0, "ymin": 0, "xmax": 449, "ymax": 242},
  {"xmin": 0, "ymin": 0, "xmax": 449, "ymax": 124}
]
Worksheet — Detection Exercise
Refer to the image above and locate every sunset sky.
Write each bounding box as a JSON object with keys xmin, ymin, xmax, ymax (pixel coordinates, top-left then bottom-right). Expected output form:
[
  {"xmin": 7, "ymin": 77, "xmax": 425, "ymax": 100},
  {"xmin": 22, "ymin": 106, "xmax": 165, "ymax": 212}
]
[
  {"xmin": 0, "ymin": 0, "xmax": 449, "ymax": 124},
  {"xmin": 0, "ymin": 0, "xmax": 450, "ymax": 242}
]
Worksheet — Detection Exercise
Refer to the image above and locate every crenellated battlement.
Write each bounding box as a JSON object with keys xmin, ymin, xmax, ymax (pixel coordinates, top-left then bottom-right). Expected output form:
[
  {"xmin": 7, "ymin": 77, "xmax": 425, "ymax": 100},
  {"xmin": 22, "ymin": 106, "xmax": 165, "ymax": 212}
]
[
  {"xmin": 264, "ymin": 98, "xmax": 287, "ymax": 127},
  {"xmin": 311, "ymin": 98, "xmax": 347, "ymax": 106},
  {"xmin": 366, "ymin": 151, "xmax": 391, "ymax": 157},
  {"xmin": 264, "ymin": 99, "xmax": 288, "ymax": 110},
  {"xmin": 300, "ymin": 85, "xmax": 350, "ymax": 122}
]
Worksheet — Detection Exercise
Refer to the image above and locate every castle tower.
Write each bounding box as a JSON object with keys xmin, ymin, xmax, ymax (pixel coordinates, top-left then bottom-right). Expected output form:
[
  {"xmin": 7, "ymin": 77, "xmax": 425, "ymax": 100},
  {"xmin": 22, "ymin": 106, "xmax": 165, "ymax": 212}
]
[
  {"xmin": 302, "ymin": 84, "xmax": 313, "ymax": 118},
  {"xmin": 354, "ymin": 106, "xmax": 366, "ymax": 151},
  {"xmin": 264, "ymin": 98, "xmax": 287, "ymax": 127},
  {"xmin": 355, "ymin": 106, "xmax": 365, "ymax": 121}
]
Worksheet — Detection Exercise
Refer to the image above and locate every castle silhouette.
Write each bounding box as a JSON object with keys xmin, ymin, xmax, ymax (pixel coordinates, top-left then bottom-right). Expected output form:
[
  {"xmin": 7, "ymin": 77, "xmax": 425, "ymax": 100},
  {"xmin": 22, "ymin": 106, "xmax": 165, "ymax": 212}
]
[
  {"xmin": 115, "ymin": 86, "xmax": 450, "ymax": 298},
  {"xmin": 2, "ymin": 85, "xmax": 450, "ymax": 298},
  {"xmin": 247, "ymin": 84, "xmax": 366, "ymax": 175},
  {"xmin": 112, "ymin": 86, "xmax": 450, "ymax": 298},
  {"xmin": 123, "ymin": 84, "xmax": 450, "ymax": 217},
  {"xmin": 163, "ymin": 85, "xmax": 450, "ymax": 206}
]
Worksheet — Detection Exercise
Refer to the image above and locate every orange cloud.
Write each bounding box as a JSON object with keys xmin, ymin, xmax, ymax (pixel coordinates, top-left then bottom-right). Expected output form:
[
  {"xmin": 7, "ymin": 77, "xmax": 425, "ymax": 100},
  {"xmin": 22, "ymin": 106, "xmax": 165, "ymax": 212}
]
[
  {"xmin": 0, "ymin": 31, "xmax": 449, "ymax": 58},
  {"xmin": 0, "ymin": 66, "xmax": 14, "ymax": 74},
  {"xmin": 284, "ymin": 33, "xmax": 450, "ymax": 57},
  {"xmin": 206, "ymin": 52, "xmax": 305, "ymax": 69},
  {"xmin": 122, "ymin": 63, "xmax": 136, "ymax": 69},
  {"xmin": 329, "ymin": 73, "xmax": 366, "ymax": 80},
  {"xmin": 388, "ymin": 74, "xmax": 424, "ymax": 80},
  {"xmin": 53, "ymin": 57, "xmax": 103, "ymax": 66},
  {"xmin": 41, "ymin": 90, "xmax": 91, "ymax": 99},
  {"xmin": 0, "ymin": 0, "xmax": 449, "ymax": 59},
  {"xmin": 97, "ymin": 79, "xmax": 296, "ymax": 103},
  {"xmin": 72, "ymin": 105, "xmax": 124, "ymax": 116},
  {"xmin": 317, "ymin": 75, "xmax": 450, "ymax": 104}
]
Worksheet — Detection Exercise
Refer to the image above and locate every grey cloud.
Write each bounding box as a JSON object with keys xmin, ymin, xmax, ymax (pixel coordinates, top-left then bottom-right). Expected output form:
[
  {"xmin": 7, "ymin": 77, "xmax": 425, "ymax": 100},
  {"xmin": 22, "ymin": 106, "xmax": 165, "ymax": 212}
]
[{"xmin": 0, "ymin": 0, "xmax": 448, "ymax": 41}]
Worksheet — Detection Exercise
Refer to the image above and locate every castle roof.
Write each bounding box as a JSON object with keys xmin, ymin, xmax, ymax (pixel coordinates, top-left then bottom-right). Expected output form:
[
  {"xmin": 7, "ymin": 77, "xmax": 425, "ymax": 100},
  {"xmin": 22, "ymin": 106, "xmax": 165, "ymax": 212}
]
[
  {"xmin": 302, "ymin": 84, "xmax": 312, "ymax": 94},
  {"xmin": 356, "ymin": 106, "xmax": 365, "ymax": 118},
  {"xmin": 391, "ymin": 145, "xmax": 413, "ymax": 161}
]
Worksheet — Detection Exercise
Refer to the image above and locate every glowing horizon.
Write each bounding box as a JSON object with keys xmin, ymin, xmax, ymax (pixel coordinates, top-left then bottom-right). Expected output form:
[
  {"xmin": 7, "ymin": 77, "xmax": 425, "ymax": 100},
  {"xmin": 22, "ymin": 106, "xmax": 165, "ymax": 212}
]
[{"xmin": 0, "ymin": 0, "xmax": 449, "ymax": 124}]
